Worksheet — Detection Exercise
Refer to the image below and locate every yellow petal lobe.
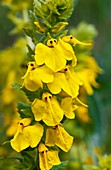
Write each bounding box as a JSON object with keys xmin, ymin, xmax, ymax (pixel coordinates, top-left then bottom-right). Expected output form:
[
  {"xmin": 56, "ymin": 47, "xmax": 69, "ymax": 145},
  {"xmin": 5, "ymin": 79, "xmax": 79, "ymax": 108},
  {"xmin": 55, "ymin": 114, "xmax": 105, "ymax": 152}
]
[
  {"xmin": 38, "ymin": 143, "xmax": 61, "ymax": 170},
  {"xmin": 45, "ymin": 124, "xmax": 73, "ymax": 152},
  {"xmin": 61, "ymin": 97, "xmax": 77, "ymax": 119},
  {"xmin": 10, "ymin": 119, "xmax": 43, "ymax": 152}
]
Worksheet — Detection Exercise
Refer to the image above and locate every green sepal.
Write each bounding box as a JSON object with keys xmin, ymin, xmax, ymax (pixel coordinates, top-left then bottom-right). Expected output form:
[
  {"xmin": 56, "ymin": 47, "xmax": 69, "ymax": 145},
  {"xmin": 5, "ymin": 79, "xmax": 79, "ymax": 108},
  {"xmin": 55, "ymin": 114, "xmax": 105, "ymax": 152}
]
[
  {"xmin": 17, "ymin": 102, "xmax": 34, "ymax": 119},
  {"xmin": 52, "ymin": 161, "xmax": 68, "ymax": 170}
]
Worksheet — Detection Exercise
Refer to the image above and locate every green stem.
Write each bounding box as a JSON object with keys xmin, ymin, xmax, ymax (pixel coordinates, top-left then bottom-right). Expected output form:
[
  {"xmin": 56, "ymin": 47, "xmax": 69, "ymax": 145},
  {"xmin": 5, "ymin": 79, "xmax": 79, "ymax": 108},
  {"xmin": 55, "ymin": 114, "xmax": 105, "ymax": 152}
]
[{"xmin": 35, "ymin": 147, "xmax": 40, "ymax": 170}]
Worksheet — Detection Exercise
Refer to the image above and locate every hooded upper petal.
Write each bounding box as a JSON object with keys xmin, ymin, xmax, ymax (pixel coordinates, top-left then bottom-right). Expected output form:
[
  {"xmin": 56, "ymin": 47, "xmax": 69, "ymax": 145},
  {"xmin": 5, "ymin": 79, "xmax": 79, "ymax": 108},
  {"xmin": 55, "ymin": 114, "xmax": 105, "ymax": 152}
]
[
  {"xmin": 34, "ymin": 38, "xmax": 75, "ymax": 72},
  {"xmin": 32, "ymin": 93, "xmax": 64, "ymax": 126}
]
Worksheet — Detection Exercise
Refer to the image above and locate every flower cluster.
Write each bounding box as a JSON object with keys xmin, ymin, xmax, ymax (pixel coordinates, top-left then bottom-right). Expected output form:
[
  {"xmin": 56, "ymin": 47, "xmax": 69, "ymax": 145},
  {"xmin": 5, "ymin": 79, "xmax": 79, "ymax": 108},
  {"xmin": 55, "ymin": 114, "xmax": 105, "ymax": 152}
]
[
  {"xmin": 8, "ymin": 0, "xmax": 102, "ymax": 170},
  {"xmin": 11, "ymin": 32, "xmax": 91, "ymax": 169}
]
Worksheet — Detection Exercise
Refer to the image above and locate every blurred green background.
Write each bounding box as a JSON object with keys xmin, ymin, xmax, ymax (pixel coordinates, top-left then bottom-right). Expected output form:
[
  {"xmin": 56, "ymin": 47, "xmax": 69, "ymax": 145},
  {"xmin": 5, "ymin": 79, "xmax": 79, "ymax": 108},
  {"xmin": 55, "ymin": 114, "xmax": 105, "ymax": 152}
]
[
  {"xmin": 0, "ymin": 0, "xmax": 111, "ymax": 166},
  {"xmin": 69, "ymin": 0, "xmax": 111, "ymax": 153}
]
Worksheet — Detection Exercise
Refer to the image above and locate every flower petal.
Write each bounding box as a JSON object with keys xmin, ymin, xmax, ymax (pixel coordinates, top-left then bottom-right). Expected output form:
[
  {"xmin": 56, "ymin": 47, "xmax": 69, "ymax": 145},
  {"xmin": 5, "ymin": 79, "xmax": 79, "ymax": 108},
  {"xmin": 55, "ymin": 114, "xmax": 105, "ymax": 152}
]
[
  {"xmin": 57, "ymin": 39, "xmax": 74, "ymax": 60},
  {"xmin": 10, "ymin": 132, "xmax": 29, "ymax": 152},
  {"xmin": 32, "ymin": 99, "xmax": 45, "ymax": 121},
  {"xmin": 35, "ymin": 65, "xmax": 54, "ymax": 83},
  {"xmin": 38, "ymin": 143, "xmax": 60, "ymax": 170},
  {"xmin": 35, "ymin": 43, "xmax": 66, "ymax": 72},
  {"xmin": 46, "ymin": 125, "xmax": 73, "ymax": 152},
  {"xmin": 24, "ymin": 123, "xmax": 44, "ymax": 148},
  {"xmin": 10, "ymin": 124, "xmax": 29, "ymax": 152},
  {"xmin": 32, "ymin": 96, "xmax": 64, "ymax": 126},
  {"xmin": 35, "ymin": 43, "xmax": 48, "ymax": 65},
  {"xmin": 61, "ymin": 97, "xmax": 76, "ymax": 119},
  {"xmin": 48, "ymin": 73, "xmax": 72, "ymax": 96}
]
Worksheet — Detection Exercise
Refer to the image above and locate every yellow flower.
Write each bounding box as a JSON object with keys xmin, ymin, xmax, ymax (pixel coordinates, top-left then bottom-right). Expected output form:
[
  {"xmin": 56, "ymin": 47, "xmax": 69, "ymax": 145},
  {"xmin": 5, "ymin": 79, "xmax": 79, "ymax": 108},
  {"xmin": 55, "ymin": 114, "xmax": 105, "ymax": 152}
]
[
  {"xmin": 34, "ymin": 38, "xmax": 76, "ymax": 72},
  {"xmin": 45, "ymin": 124, "xmax": 73, "ymax": 152},
  {"xmin": 77, "ymin": 68, "xmax": 99, "ymax": 95},
  {"xmin": 10, "ymin": 118, "xmax": 44, "ymax": 152},
  {"xmin": 6, "ymin": 117, "xmax": 20, "ymax": 136},
  {"xmin": 2, "ymin": 70, "xmax": 16, "ymax": 104},
  {"xmin": 32, "ymin": 93, "xmax": 64, "ymax": 126},
  {"xmin": 87, "ymin": 56, "xmax": 104, "ymax": 74},
  {"xmin": 48, "ymin": 65, "xmax": 82, "ymax": 98},
  {"xmin": 77, "ymin": 105, "xmax": 91, "ymax": 123},
  {"xmin": 61, "ymin": 97, "xmax": 78, "ymax": 119},
  {"xmin": 62, "ymin": 35, "xmax": 92, "ymax": 46},
  {"xmin": 22, "ymin": 61, "xmax": 54, "ymax": 91},
  {"xmin": 38, "ymin": 143, "xmax": 61, "ymax": 170}
]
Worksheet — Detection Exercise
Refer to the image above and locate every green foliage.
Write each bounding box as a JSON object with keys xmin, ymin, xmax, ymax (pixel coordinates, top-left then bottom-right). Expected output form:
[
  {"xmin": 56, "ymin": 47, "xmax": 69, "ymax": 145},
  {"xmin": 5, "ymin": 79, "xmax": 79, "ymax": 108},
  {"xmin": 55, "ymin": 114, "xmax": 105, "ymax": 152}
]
[
  {"xmin": 34, "ymin": 0, "xmax": 74, "ymax": 32},
  {"xmin": 11, "ymin": 82, "xmax": 21, "ymax": 90},
  {"xmin": 16, "ymin": 152, "xmax": 36, "ymax": 170},
  {"xmin": 17, "ymin": 102, "xmax": 34, "ymax": 119},
  {"xmin": 26, "ymin": 45, "xmax": 35, "ymax": 62},
  {"xmin": 52, "ymin": 161, "xmax": 68, "ymax": 170},
  {"xmin": 12, "ymin": 82, "xmax": 43, "ymax": 102},
  {"xmin": 21, "ymin": 86, "xmax": 44, "ymax": 102},
  {"xmin": 0, "ymin": 156, "xmax": 23, "ymax": 170}
]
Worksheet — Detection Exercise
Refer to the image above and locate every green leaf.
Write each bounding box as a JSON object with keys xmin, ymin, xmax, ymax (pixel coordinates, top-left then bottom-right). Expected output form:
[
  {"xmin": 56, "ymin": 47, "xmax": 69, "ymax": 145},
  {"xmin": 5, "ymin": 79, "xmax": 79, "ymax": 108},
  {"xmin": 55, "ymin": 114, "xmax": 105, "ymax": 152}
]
[
  {"xmin": 15, "ymin": 152, "xmax": 36, "ymax": 170},
  {"xmin": 52, "ymin": 161, "xmax": 68, "ymax": 170},
  {"xmin": 0, "ymin": 156, "xmax": 23, "ymax": 162},
  {"xmin": 21, "ymin": 86, "xmax": 43, "ymax": 102},
  {"xmin": 11, "ymin": 82, "xmax": 21, "ymax": 90},
  {"xmin": 29, "ymin": 10, "xmax": 37, "ymax": 27},
  {"xmin": 23, "ymin": 28, "xmax": 33, "ymax": 38},
  {"xmin": 17, "ymin": 102, "xmax": 34, "ymax": 119}
]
